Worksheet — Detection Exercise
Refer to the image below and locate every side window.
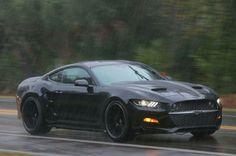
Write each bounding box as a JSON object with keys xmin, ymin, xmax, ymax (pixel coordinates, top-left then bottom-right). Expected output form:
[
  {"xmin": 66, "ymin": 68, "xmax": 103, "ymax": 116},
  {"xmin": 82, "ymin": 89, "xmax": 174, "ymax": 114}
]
[
  {"xmin": 62, "ymin": 67, "xmax": 92, "ymax": 84},
  {"xmin": 49, "ymin": 71, "xmax": 63, "ymax": 82}
]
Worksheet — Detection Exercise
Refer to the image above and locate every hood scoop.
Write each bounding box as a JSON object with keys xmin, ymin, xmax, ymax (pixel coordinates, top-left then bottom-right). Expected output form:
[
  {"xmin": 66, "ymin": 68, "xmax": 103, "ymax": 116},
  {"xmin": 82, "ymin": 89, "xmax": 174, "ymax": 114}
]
[
  {"xmin": 151, "ymin": 87, "xmax": 167, "ymax": 92},
  {"xmin": 192, "ymin": 86, "xmax": 203, "ymax": 90}
]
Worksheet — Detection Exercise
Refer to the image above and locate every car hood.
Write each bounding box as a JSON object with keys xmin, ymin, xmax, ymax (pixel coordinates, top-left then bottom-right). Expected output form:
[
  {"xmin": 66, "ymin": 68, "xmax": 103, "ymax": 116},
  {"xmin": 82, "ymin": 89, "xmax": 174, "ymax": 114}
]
[{"xmin": 112, "ymin": 80, "xmax": 216, "ymax": 103}]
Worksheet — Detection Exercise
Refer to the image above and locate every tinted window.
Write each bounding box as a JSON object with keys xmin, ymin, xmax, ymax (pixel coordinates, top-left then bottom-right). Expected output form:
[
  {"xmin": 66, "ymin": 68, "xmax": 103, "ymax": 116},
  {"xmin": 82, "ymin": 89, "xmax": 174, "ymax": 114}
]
[{"xmin": 62, "ymin": 67, "xmax": 91, "ymax": 84}]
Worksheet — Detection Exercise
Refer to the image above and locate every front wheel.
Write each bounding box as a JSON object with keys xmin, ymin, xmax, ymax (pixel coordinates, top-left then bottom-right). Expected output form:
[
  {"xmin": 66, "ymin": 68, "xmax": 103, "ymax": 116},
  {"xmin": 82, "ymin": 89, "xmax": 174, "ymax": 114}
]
[
  {"xmin": 105, "ymin": 100, "xmax": 133, "ymax": 142},
  {"xmin": 22, "ymin": 97, "xmax": 51, "ymax": 135},
  {"xmin": 191, "ymin": 130, "xmax": 216, "ymax": 137}
]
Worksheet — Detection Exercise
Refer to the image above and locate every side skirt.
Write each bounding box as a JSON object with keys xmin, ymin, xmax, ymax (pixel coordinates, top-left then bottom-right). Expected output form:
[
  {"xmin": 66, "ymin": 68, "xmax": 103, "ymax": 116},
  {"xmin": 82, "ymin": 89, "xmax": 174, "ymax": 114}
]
[{"xmin": 46, "ymin": 120, "xmax": 105, "ymax": 133}]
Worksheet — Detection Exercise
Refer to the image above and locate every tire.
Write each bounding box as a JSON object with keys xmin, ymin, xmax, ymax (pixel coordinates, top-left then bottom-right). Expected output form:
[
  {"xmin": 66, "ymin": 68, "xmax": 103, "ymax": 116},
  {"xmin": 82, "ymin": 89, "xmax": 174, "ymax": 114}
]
[
  {"xmin": 22, "ymin": 97, "xmax": 51, "ymax": 135},
  {"xmin": 191, "ymin": 130, "xmax": 216, "ymax": 137},
  {"xmin": 105, "ymin": 100, "xmax": 133, "ymax": 142}
]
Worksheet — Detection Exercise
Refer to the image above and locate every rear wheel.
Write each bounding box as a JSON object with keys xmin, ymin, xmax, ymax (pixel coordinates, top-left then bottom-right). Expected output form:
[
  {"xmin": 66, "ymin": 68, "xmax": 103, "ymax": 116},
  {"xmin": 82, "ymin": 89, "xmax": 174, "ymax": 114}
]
[
  {"xmin": 22, "ymin": 97, "xmax": 51, "ymax": 134},
  {"xmin": 191, "ymin": 130, "xmax": 216, "ymax": 137},
  {"xmin": 105, "ymin": 100, "xmax": 133, "ymax": 142}
]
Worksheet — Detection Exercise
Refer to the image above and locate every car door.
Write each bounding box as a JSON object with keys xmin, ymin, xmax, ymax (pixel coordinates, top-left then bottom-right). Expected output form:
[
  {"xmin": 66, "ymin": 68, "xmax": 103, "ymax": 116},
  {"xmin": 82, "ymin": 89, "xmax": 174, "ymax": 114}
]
[
  {"xmin": 51, "ymin": 66, "xmax": 104, "ymax": 127},
  {"xmin": 47, "ymin": 70, "xmax": 67, "ymax": 121}
]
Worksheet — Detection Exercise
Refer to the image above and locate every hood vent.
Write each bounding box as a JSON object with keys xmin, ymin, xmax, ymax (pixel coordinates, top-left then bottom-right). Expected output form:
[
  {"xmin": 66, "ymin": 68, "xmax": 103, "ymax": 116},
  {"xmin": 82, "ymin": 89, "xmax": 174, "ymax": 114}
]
[
  {"xmin": 151, "ymin": 88, "xmax": 167, "ymax": 92},
  {"xmin": 192, "ymin": 86, "xmax": 203, "ymax": 90}
]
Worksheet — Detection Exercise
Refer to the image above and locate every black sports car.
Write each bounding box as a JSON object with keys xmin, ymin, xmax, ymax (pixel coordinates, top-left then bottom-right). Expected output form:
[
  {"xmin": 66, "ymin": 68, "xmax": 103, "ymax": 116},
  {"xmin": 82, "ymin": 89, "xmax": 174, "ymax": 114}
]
[{"xmin": 16, "ymin": 60, "xmax": 222, "ymax": 142}]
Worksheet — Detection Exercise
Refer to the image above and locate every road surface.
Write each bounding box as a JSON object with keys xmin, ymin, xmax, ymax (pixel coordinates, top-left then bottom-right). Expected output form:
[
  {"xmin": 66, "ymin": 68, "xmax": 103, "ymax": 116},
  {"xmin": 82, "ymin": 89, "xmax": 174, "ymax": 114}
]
[{"xmin": 0, "ymin": 98, "xmax": 235, "ymax": 156}]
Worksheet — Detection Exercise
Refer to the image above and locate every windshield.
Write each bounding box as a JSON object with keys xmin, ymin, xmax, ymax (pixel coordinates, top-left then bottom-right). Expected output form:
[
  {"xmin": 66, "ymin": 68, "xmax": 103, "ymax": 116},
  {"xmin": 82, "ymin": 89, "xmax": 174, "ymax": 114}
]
[{"xmin": 91, "ymin": 64, "xmax": 163, "ymax": 85}]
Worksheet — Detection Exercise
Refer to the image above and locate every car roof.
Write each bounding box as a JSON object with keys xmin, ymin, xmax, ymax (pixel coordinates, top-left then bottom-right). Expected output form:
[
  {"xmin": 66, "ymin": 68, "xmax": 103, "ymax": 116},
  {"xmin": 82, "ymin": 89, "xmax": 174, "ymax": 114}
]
[
  {"xmin": 43, "ymin": 60, "xmax": 142, "ymax": 77},
  {"xmin": 74, "ymin": 60, "xmax": 140, "ymax": 68}
]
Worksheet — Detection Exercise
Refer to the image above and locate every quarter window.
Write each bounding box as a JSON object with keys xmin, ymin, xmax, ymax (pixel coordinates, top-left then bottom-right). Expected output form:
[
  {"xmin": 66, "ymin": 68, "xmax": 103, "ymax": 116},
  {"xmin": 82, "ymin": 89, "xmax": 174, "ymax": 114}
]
[{"xmin": 49, "ymin": 71, "xmax": 63, "ymax": 82}]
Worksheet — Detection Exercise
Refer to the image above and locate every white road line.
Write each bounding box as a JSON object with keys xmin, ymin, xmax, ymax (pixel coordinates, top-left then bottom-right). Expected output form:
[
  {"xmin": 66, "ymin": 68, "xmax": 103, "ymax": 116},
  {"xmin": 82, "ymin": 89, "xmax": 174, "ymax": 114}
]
[
  {"xmin": 0, "ymin": 132, "xmax": 235, "ymax": 156},
  {"xmin": 224, "ymin": 115, "xmax": 236, "ymax": 118},
  {"xmin": 0, "ymin": 100, "xmax": 15, "ymax": 103},
  {"xmin": 0, "ymin": 130, "xmax": 25, "ymax": 134}
]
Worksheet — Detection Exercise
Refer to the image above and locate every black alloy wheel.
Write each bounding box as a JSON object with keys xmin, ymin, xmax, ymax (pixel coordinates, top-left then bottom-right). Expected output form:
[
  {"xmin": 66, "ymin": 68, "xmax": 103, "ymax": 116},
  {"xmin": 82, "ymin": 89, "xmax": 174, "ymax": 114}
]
[
  {"xmin": 22, "ymin": 97, "xmax": 51, "ymax": 134},
  {"xmin": 105, "ymin": 100, "xmax": 131, "ymax": 142}
]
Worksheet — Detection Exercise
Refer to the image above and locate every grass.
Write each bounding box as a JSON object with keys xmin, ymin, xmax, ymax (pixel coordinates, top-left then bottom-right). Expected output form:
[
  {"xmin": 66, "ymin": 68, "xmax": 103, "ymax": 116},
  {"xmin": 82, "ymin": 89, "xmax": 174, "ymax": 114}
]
[
  {"xmin": 0, "ymin": 96, "xmax": 15, "ymax": 99},
  {"xmin": 0, "ymin": 152, "xmax": 31, "ymax": 156}
]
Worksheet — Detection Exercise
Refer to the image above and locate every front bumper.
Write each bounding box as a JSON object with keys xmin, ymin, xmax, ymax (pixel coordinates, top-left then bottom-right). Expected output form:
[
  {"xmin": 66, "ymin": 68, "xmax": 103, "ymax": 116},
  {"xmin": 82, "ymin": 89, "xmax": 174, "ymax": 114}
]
[{"xmin": 127, "ymin": 103, "xmax": 222, "ymax": 134}]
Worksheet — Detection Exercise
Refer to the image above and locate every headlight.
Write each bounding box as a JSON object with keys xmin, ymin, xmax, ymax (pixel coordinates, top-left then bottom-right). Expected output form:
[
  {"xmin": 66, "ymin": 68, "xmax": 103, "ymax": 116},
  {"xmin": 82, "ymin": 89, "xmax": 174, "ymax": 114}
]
[{"xmin": 131, "ymin": 99, "xmax": 159, "ymax": 108}]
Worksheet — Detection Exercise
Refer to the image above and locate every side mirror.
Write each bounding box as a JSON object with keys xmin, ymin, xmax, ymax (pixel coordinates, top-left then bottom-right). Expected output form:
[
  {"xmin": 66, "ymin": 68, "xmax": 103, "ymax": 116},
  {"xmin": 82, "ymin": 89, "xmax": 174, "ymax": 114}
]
[
  {"xmin": 165, "ymin": 76, "xmax": 172, "ymax": 80},
  {"xmin": 74, "ymin": 79, "xmax": 89, "ymax": 87}
]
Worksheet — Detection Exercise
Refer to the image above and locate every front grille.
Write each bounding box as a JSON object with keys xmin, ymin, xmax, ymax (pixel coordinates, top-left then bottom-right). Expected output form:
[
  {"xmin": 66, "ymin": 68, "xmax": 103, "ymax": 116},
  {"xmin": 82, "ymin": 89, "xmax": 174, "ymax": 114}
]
[
  {"xmin": 171, "ymin": 100, "xmax": 218, "ymax": 112},
  {"xmin": 170, "ymin": 113, "xmax": 217, "ymax": 127}
]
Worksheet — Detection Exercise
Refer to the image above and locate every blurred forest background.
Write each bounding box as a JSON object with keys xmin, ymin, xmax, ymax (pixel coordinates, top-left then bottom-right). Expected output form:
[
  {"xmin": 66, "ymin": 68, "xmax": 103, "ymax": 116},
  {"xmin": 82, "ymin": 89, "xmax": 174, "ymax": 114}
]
[{"xmin": 0, "ymin": 0, "xmax": 235, "ymax": 95}]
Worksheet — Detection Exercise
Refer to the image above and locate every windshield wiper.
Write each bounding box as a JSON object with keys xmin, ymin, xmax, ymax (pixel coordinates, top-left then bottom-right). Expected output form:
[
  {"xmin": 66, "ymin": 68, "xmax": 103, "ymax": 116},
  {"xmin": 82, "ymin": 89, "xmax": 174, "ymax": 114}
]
[{"xmin": 128, "ymin": 65, "xmax": 149, "ymax": 81}]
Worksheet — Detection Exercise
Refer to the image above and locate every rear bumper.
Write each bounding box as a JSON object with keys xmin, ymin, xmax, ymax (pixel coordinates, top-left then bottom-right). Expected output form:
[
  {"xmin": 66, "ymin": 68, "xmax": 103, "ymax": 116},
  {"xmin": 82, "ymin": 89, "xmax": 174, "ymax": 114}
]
[{"xmin": 128, "ymin": 103, "xmax": 222, "ymax": 134}]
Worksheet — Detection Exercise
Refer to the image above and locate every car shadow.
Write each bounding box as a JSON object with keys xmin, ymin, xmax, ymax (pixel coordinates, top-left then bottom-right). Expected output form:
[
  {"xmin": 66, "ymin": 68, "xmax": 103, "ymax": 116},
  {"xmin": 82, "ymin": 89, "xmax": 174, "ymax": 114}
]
[
  {"xmin": 44, "ymin": 128, "xmax": 223, "ymax": 151},
  {"xmin": 189, "ymin": 135, "xmax": 218, "ymax": 144}
]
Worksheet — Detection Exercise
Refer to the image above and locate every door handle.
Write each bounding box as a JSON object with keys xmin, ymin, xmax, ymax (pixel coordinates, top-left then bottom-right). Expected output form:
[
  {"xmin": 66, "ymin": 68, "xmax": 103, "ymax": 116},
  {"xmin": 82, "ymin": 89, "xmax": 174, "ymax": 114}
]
[{"xmin": 55, "ymin": 90, "xmax": 63, "ymax": 94}]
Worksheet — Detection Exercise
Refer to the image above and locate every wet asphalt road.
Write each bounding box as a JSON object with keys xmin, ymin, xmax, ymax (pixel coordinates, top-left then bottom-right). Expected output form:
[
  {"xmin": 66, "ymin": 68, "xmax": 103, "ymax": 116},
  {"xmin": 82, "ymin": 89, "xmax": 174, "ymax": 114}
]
[{"xmin": 0, "ymin": 98, "xmax": 235, "ymax": 156}]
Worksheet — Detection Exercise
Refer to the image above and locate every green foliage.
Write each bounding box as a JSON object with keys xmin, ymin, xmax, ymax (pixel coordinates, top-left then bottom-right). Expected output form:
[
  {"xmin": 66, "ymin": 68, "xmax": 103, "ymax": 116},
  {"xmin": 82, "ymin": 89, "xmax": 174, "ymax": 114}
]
[
  {"xmin": 0, "ymin": 0, "xmax": 235, "ymax": 94},
  {"xmin": 136, "ymin": 0, "xmax": 236, "ymax": 94},
  {"xmin": 136, "ymin": 40, "xmax": 174, "ymax": 72}
]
